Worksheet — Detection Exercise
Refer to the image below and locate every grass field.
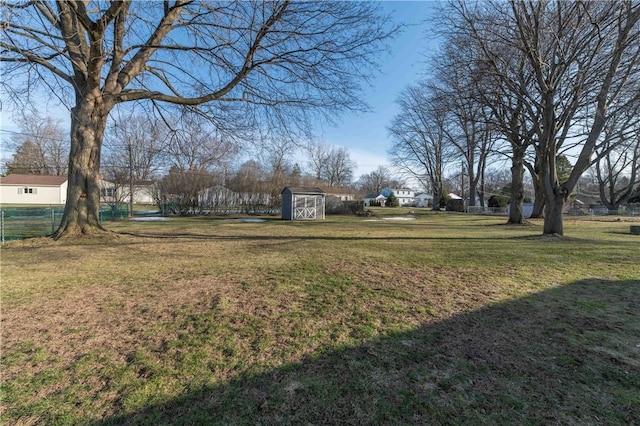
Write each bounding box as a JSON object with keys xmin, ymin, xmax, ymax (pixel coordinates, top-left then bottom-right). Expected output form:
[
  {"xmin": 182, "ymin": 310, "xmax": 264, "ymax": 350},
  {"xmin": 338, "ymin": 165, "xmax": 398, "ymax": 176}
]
[{"xmin": 1, "ymin": 210, "xmax": 639, "ymax": 425}]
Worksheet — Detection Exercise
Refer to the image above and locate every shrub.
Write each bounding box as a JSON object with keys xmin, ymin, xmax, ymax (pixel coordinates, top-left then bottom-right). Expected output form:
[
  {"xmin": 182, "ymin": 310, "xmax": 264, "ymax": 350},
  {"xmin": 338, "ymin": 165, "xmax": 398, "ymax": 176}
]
[
  {"xmin": 439, "ymin": 193, "xmax": 450, "ymax": 209},
  {"xmin": 386, "ymin": 192, "xmax": 399, "ymax": 207},
  {"xmin": 488, "ymin": 194, "xmax": 509, "ymax": 208}
]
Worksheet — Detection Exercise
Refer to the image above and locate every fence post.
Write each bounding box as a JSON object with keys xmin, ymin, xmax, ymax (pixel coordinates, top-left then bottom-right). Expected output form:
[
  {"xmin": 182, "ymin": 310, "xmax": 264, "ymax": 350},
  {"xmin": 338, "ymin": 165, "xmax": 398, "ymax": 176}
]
[
  {"xmin": 1, "ymin": 210, "xmax": 4, "ymax": 245},
  {"xmin": 51, "ymin": 207, "xmax": 55, "ymax": 234}
]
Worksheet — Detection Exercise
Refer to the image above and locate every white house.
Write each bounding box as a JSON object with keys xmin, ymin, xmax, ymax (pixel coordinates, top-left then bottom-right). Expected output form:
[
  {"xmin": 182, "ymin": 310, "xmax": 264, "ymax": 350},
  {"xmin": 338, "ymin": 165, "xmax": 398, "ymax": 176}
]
[
  {"xmin": 0, "ymin": 174, "xmax": 68, "ymax": 205},
  {"xmin": 0, "ymin": 174, "xmax": 156, "ymax": 206},
  {"xmin": 327, "ymin": 192, "xmax": 356, "ymax": 202},
  {"xmin": 198, "ymin": 185, "xmax": 239, "ymax": 208},
  {"xmin": 414, "ymin": 193, "xmax": 433, "ymax": 207},
  {"xmin": 363, "ymin": 194, "xmax": 387, "ymax": 207},
  {"xmin": 381, "ymin": 188, "xmax": 416, "ymax": 206},
  {"xmin": 100, "ymin": 179, "xmax": 156, "ymax": 205}
]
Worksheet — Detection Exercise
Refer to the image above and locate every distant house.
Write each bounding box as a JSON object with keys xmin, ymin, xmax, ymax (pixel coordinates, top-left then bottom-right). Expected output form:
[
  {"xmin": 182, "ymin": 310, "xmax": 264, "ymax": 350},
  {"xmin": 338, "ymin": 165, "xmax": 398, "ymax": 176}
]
[
  {"xmin": 326, "ymin": 192, "xmax": 356, "ymax": 202},
  {"xmin": 446, "ymin": 193, "xmax": 464, "ymax": 212},
  {"xmin": 198, "ymin": 185, "xmax": 237, "ymax": 208},
  {"xmin": 281, "ymin": 186, "xmax": 325, "ymax": 220},
  {"xmin": 381, "ymin": 187, "xmax": 416, "ymax": 206},
  {"xmin": 414, "ymin": 193, "xmax": 433, "ymax": 207},
  {"xmin": 364, "ymin": 194, "xmax": 387, "ymax": 207},
  {"xmin": 0, "ymin": 174, "xmax": 68, "ymax": 205},
  {"xmin": 131, "ymin": 181, "xmax": 156, "ymax": 204},
  {"xmin": 364, "ymin": 188, "xmax": 418, "ymax": 207},
  {"xmin": 100, "ymin": 179, "xmax": 156, "ymax": 205}
]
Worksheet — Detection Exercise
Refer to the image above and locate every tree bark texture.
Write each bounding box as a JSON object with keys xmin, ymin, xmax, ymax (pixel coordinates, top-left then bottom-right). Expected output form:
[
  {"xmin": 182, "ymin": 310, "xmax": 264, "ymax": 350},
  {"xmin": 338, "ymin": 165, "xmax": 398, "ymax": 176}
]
[
  {"xmin": 52, "ymin": 100, "xmax": 111, "ymax": 238},
  {"xmin": 543, "ymin": 187, "xmax": 568, "ymax": 235},
  {"xmin": 507, "ymin": 151, "xmax": 526, "ymax": 224}
]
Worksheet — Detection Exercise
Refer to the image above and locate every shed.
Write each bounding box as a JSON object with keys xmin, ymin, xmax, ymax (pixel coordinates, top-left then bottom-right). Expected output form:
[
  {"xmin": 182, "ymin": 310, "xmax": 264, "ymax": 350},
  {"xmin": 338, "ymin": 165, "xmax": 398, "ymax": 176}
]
[{"xmin": 281, "ymin": 186, "xmax": 326, "ymax": 220}]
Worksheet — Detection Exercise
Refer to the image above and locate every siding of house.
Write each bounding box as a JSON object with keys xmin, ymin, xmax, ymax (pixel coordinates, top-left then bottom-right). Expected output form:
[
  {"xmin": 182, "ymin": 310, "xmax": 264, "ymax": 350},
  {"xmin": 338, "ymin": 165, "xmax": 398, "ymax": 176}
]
[
  {"xmin": 0, "ymin": 174, "xmax": 68, "ymax": 205},
  {"xmin": 131, "ymin": 184, "xmax": 155, "ymax": 204},
  {"xmin": 380, "ymin": 187, "xmax": 416, "ymax": 206},
  {"xmin": 100, "ymin": 180, "xmax": 156, "ymax": 204}
]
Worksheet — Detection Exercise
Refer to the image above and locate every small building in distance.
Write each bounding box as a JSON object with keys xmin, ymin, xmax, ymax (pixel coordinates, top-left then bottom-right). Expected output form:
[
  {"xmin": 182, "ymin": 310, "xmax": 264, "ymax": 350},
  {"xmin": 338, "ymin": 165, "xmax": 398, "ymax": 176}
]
[
  {"xmin": 0, "ymin": 174, "xmax": 68, "ymax": 205},
  {"xmin": 414, "ymin": 193, "xmax": 433, "ymax": 208},
  {"xmin": 281, "ymin": 186, "xmax": 326, "ymax": 220}
]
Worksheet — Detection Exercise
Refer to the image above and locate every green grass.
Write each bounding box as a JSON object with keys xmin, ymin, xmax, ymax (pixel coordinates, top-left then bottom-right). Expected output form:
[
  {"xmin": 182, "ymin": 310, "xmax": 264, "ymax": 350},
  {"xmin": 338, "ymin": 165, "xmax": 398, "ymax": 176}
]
[{"xmin": 1, "ymin": 212, "xmax": 639, "ymax": 424}]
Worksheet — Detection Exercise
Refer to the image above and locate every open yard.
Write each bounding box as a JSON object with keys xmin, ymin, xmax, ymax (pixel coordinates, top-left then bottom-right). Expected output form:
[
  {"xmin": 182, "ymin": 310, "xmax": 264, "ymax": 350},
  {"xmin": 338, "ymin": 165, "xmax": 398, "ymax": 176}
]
[{"xmin": 1, "ymin": 211, "xmax": 639, "ymax": 425}]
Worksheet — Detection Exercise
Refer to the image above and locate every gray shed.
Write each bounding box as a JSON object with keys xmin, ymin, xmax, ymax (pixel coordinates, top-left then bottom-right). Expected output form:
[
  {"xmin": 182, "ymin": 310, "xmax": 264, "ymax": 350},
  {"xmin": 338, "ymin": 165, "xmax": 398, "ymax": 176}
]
[{"xmin": 281, "ymin": 186, "xmax": 326, "ymax": 220}]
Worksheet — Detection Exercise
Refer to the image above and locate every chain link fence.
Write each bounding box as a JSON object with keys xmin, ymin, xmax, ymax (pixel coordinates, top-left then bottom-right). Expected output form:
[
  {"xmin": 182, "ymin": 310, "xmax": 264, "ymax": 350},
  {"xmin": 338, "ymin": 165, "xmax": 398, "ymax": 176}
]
[{"xmin": 0, "ymin": 206, "xmax": 130, "ymax": 243}]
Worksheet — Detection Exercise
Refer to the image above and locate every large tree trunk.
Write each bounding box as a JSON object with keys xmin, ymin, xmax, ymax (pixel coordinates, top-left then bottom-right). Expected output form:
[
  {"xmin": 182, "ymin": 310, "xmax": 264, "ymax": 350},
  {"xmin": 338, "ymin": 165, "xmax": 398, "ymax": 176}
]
[
  {"xmin": 432, "ymin": 185, "xmax": 442, "ymax": 211},
  {"xmin": 530, "ymin": 185, "xmax": 545, "ymax": 218},
  {"xmin": 507, "ymin": 150, "xmax": 526, "ymax": 224},
  {"xmin": 543, "ymin": 187, "xmax": 569, "ymax": 235},
  {"xmin": 525, "ymin": 157, "xmax": 545, "ymax": 218},
  {"xmin": 53, "ymin": 101, "xmax": 110, "ymax": 239}
]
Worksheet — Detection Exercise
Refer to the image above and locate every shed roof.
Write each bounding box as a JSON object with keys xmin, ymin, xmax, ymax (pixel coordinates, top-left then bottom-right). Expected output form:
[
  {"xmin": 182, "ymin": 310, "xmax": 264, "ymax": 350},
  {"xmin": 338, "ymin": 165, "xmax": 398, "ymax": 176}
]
[
  {"xmin": 0, "ymin": 174, "xmax": 68, "ymax": 186},
  {"xmin": 281, "ymin": 186, "xmax": 325, "ymax": 195}
]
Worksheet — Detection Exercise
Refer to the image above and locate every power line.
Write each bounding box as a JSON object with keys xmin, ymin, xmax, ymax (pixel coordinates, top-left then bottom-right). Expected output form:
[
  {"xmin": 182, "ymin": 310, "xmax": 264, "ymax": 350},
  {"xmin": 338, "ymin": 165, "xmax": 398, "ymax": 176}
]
[{"xmin": 0, "ymin": 128, "xmax": 68, "ymax": 143}]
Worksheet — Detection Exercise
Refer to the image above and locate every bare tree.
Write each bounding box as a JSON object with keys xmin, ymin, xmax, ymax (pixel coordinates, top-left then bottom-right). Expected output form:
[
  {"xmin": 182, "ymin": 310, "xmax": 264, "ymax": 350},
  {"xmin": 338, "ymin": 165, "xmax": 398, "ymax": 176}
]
[
  {"xmin": 388, "ymin": 82, "xmax": 449, "ymax": 210},
  {"xmin": 5, "ymin": 113, "xmax": 68, "ymax": 175},
  {"xmin": 429, "ymin": 37, "xmax": 496, "ymax": 209},
  {"xmin": 357, "ymin": 166, "xmax": 394, "ymax": 197},
  {"xmin": 158, "ymin": 166, "xmax": 216, "ymax": 215},
  {"xmin": 1, "ymin": 1, "xmax": 398, "ymax": 238},
  {"xmin": 103, "ymin": 114, "xmax": 169, "ymax": 182},
  {"xmin": 325, "ymin": 147, "xmax": 356, "ymax": 187},
  {"xmin": 165, "ymin": 114, "xmax": 237, "ymax": 173},
  {"xmin": 227, "ymin": 160, "xmax": 273, "ymax": 213},
  {"xmin": 595, "ymin": 120, "xmax": 640, "ymax": 211},
  {"xmin": 306, "ymin": 142, "xmax": 356, "ymax": 187},
  {"xmin": 475, "ymin": 44, "xmax": 537, "ymax": 223},
  {"xmin": 306, "ymin": 142, "xmax": 332, "ymax": 181},
  {"xmin": 451, "ymin": 0, "xmax": 640, "ymax": 235},
  {"xmin": 154, "ymin": 113, "xmax": 238, "ymax": 214},
  {"xmin": 101, "ymin": 113, "xmax": 172, "ymax": 215}
]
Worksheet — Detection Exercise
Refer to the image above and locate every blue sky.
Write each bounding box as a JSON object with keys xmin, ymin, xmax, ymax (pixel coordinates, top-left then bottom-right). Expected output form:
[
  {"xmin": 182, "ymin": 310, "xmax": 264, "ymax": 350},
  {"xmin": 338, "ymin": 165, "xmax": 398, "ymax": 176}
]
[{"xmin": 314, "ymin": 1, "xmax": 440, "ymax": 179}]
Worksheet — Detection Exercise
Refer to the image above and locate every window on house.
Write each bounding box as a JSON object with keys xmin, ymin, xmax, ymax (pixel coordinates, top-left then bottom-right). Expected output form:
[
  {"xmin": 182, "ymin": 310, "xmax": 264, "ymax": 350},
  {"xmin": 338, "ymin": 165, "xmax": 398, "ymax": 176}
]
[
  {"xmin": 101, "ymin": 187, "xmax": 114, "ymax": 197},
  {"xmin": 19, "ymin": 187, "xmax": 37, "ymax": 194}
]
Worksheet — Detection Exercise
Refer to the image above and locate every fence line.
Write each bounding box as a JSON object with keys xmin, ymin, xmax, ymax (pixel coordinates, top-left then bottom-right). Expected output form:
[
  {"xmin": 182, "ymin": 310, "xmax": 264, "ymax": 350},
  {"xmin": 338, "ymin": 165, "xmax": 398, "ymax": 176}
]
[
  {"xmin": 0, "ymin": 206, "xmax": 130, "ymax": 243},
  {"xmin": 464, "ymin": 205, "xmax": 640, "ymax": 217}
]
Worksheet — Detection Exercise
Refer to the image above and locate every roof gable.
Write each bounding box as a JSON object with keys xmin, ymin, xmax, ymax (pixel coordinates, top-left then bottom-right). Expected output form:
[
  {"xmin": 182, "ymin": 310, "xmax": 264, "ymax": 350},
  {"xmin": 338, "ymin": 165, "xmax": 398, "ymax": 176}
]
[
  {"xmin": 0, "ymin": 174, "xmax": 68, "ymax": 186},
  {"xmin": 281, "ymin": 186, "xmax": 326, "ymax": 195}
]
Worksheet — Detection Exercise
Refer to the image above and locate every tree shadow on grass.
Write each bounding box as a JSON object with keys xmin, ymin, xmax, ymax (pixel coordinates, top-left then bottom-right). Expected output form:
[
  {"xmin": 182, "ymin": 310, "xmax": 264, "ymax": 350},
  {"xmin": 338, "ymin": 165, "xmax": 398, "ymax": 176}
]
[
  {"xmin": 93, "ymin": 279, "xmax": 640, "ymax": 425},
  {"xmin": 109, "ymin": 231, "xmax": 640, "ymax": 252}
]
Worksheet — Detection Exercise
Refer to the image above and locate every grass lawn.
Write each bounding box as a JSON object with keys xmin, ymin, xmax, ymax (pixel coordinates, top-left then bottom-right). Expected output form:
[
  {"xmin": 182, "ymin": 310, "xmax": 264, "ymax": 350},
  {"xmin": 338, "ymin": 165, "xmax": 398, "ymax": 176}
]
[{"xmin": 1, "ymin": 211, "xmax": 639, "ymax": 425}]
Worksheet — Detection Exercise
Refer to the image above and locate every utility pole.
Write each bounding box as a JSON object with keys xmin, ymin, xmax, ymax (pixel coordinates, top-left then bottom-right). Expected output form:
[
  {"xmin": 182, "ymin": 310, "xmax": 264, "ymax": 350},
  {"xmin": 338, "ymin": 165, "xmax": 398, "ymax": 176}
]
[
  {"xmin": 461, "ymin": 162, "xmax": 465, "ymax": 201},
  {"xmin": 128, "ymin": 142, "xmax": 134, "ymax": 218}
]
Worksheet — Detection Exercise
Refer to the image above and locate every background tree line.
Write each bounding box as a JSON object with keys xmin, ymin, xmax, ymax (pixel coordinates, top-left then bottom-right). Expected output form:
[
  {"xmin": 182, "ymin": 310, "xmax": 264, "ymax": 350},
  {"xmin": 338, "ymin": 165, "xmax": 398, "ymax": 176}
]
[
  {"xmin": 389, "ymin": 0, "xmax": 640, "ymax": 234},
  {"xmin": 3, "ymin": 107, "xmax": 410, "ymax": 214}
]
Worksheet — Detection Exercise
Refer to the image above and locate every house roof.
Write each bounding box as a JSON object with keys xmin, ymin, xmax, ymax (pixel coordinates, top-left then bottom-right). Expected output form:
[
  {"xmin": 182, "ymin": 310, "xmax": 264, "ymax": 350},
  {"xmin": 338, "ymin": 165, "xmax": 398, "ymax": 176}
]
[
  {"xmin": 281, "ymin": 186, "xmax": 325, "ymax": 195},
  {"xmin": 0, "ymin": 174, "xmax": 68, "ymax": 186}
]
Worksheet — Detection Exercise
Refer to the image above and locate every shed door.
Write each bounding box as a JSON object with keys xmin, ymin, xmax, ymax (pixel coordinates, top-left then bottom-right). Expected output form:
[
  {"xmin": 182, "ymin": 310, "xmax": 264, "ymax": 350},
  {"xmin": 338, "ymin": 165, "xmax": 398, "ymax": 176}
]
[{"xmin": 294, "ymin": 195, "xmax": 316, "ymax": 220}]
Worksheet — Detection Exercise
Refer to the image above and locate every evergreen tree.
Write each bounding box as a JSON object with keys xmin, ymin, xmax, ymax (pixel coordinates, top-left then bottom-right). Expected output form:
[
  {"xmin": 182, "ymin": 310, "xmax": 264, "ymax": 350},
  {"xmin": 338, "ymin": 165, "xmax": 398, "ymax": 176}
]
[{"xmin": 386, "ymin": 192, "xmax": 399, "ymax": 207}]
